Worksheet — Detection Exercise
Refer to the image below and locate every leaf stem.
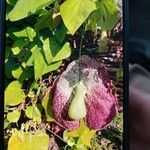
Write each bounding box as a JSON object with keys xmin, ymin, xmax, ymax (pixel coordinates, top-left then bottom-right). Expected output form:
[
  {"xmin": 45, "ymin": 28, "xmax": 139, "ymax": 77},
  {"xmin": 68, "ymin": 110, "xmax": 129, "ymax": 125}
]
[
  {"xmin": 46, "ymin": 128, "xmax": 67, "ymax": 143},
  {"xmin": 78, "ymin": 27, "xmax": 85, "ymax": 82}
]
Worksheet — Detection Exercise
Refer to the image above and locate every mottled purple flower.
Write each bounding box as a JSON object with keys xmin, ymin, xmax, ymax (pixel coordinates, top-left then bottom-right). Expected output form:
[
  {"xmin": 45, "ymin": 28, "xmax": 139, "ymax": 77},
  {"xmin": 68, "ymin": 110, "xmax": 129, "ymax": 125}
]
[{"xmin": 52, "ymin": 55, "xmax": 118, "ymax": 131}]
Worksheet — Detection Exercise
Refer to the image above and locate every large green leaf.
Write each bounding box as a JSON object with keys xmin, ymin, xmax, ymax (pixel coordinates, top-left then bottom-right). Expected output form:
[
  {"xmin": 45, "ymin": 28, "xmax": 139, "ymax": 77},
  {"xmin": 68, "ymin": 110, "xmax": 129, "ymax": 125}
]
[
  {"xmin": 89, "ymin": 0, "xmax": 118, "ymax": 31},
  {"xmin": 8, "ymin": 0, "xmax": 56, "ymax": 21},
  {"xmin": 5, "ymin": 81, "xmax": 26, "ymax": 106},
  {"xmin": 60, "ymin": 0, "xmax": 96, "ymax": 35},
  {"xmin": 43, "ymin": 37, "xmax": 71, "ymax": 64},
  {"xmin": 8, "ymin": 131, "xmax": 49, "ymax": 150},
  {"xmin": 32, "ymin": 46, "xmax": 62, "ymax": 79},
  {"xmin": 7, "ymin": 110, "xmax": 21, "ymax": 123}
]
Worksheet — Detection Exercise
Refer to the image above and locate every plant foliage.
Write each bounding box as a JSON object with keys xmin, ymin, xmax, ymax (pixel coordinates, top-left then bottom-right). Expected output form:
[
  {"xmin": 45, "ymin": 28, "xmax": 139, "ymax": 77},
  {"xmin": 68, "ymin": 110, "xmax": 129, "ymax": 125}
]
[{"xmin": 5, "ymin": 0, "xmax": 121, "ymax": 149}]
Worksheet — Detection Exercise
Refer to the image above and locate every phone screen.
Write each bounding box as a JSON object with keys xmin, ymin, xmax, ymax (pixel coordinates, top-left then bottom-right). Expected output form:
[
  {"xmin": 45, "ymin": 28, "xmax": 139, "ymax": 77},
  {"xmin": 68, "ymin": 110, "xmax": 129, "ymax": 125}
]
[{"xmin": 4, "ymin": 0, "xmax": 124, "ymax": 149}]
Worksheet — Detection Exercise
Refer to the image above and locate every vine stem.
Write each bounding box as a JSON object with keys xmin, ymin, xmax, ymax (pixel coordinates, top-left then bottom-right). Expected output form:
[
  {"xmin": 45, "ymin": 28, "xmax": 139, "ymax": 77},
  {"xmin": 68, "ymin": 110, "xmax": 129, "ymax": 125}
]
[
  {"xmin": 78, "ymin": 27, "xmax": 85, "ymax": 82},
  {"xmin": 46, "ymin": 128, "xmax": 67, "ymax": 144}
]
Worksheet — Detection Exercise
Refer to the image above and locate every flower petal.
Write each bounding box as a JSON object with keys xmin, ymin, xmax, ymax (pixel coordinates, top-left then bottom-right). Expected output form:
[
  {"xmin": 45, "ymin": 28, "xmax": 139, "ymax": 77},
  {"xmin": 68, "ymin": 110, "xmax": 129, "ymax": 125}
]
[{"xmin": 52, "ymin": 55, "xmax": 117, "ymax": 130}]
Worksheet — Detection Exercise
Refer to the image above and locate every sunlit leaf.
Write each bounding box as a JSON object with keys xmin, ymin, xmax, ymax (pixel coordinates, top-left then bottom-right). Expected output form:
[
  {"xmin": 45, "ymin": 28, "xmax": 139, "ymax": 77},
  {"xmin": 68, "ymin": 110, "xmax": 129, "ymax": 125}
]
[
  {"xmin": 25, "ymin": 105, "xmax": 41, "ymax": 122},
  {"xmin": 42, "ymin": 37, "xmax": 71, "ymax": 64},
  {"xmin": 8, "ymin": 131, "xmax": 49, "ymax": 150},
  {"xmin": 32, "ymin": 46, "xmax": 62, "ymax": 79},
  {"xmin": 60, "ymin": 0, "xmax": 96, "ymax": 34},
  {"xmin": 80, "ymin": 129, "xmax": 96, "ymax": 148},
  {"xmin": 12, "ymin": 38, "xmax": 29, "ymax": 55},
  {"xmin": 12, "ymin": 66, "xmax": 24, "ymax": 79},
  {"xmin": 67, "ymin": 139, "xmax": 76, "ymax": 147},
  {"xmin": 89, "ymin": 0, "xmax": 118, "ymax": 31},
  {"xmin": 4, "ymin": 119, "xmax": 10, "ymax": 129},
  {"xmin": 7, "ymin": 110, "xmax": 21, "ymax": 123},
  {"xmin": 76, "ymin": 139, "xmax": 88, "ymax": 150},
  {"xmin": 67, "ymin": 120, "xmax": 96, "ymax": 148},
  {"xmin": 13, "ymin": 27, "xmax": 36, "ymax": 41},
  {"xmin": 5, "ymin": 81, "xmax": 26, "ymax": 106},
  {"xmin": 8, "ymin": 0, "xmax": 56, "ymax": 21}
]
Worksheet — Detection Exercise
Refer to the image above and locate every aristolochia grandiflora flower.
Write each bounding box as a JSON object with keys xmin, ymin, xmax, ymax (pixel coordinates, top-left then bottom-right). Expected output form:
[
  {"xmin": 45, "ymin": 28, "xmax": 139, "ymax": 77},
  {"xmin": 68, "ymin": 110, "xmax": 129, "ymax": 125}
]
[{"xmin": 52, "ymin": 55, "xmax": 118, "ymax": 131}]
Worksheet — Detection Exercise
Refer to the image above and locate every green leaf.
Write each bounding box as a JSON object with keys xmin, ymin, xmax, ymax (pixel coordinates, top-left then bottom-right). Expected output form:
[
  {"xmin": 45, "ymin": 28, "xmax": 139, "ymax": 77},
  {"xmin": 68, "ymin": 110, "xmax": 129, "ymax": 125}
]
[
  {"xmin": 32, "ymin": 46, "xmax": 62, "ymax": 79},
  {"xmin": 8, "ymin": 131, "xmax": 49, "ymax": 150},
  {"xmin": 4, "ymin": 119, "xmax": 10, "ymax": 129},
  {"xmin": 91, "ymin": 0, "xmax": 98, "ymax": 2},
  {"xmin": 5, "ymin": 81, "xmax": 26, "ymax": 106},
  {"xmin": 35, "ymin": 10, "xmax": 53, "ymax": 31},
  {"xmin": 26, "ymin": 54, "xmax": 35, "ymax": 66},
  {"xmin": 42, "ymin": 38, "xmax": 54, "ymax": 64},
  {"xmin": 76, "ymin": 139, "xmax": 88, "ymax": 150},
  {"xmin": 43, "ymin": 37, "xmax": 71, "ymax": 64},
  {"xmin": 90, "ymin": 0, "xmax": 118, "ymax": 31},
  {"xmin": 8, "ymin": 0, "xmax": 56, "ymax": 21},
  {"xmin": 67, "ymin": 139, "xmax": 76, "ymax": 147},
  {"xmin": 42, "ymin": 93, "xmax": 54, "ymax": 122},
  {"xmin": 12, "ymin": 38, "xmax": 29, "ymax": 55},
  {"xmin": 18, "ymin": 67, "xmax": 34, "ymax": 82},
  {"xmin": 7, "ymin": 110, "xmax": 21, "ymax": 123},
  {"xmin": 55, "ymin": 22, "xmax": 67, "ymax": 43},
  {"xmin": 67, "ymin": 120, "xmax": 96, "ymax": 148},
  {"xmin": 13, "ymin": 27, "xmax": 36, "ymax": 41},
  {"xmin": 5, "ymin": 55, "xmax": 19, "ymax": 78},
  {"xmin": 60, "ymin": 0, "xmax": 96, "ymax": 34},
  {"xmin": 53, "ymin": 42, "xmax": 71, "ymax": 61},
  {"xmin": 7, "ymin": 0, "xmax": 17, "ymax": 6},
  {"xmin": 12, "ymin": 66, "xmax": 24, "ymax": 79},
  {"xmin": 25, "ymin": 105, "xmax": 41, "ymax": 122},
  {"xmin": 63, "ymin": 130, "xmax": 69, "ymax": 141},
  {"xmin": 80, "ymin": 129, "xmax": 95, "ymax": 148},
  {"xmin": 5, "ymin": 47, "xmax": 11, "ymax": 62}
]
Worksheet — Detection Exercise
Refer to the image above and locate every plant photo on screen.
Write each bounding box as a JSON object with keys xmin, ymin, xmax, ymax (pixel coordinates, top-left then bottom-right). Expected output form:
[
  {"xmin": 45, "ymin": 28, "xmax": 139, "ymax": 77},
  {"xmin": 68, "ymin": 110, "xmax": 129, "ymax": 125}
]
[{"xmin": 4, "ymin": 0, "xmax": 123, "ymax": 149}]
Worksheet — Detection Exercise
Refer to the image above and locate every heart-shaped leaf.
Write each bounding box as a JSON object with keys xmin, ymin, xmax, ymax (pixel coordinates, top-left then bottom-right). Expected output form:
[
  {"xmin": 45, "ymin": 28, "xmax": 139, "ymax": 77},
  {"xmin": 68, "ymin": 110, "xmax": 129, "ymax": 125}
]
[
  {"xmin": 60, "ymin": 0, "xmax": 96, "ymax": 34},
  {"xmin": 5, "ymin": 81, "xmax": 26, "ymax": 106},
  {"xmin": 7, "ymin": 110, "xmax": 21, "ymax": 123},
  {"xmin": 25, "ymin": 105, "xmax": 41, "ymax": 122}
]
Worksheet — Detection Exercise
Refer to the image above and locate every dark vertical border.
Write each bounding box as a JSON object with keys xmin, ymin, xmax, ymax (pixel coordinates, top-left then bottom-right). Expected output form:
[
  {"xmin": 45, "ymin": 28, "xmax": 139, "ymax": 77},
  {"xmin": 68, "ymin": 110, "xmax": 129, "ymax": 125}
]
[
  {"xmin": 0, "ymin": 0, "xmax": 5, "ymax": 148},
  {"xmin": 123, "ymin": 0, "xmax": 129, "ymax": 149}
]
